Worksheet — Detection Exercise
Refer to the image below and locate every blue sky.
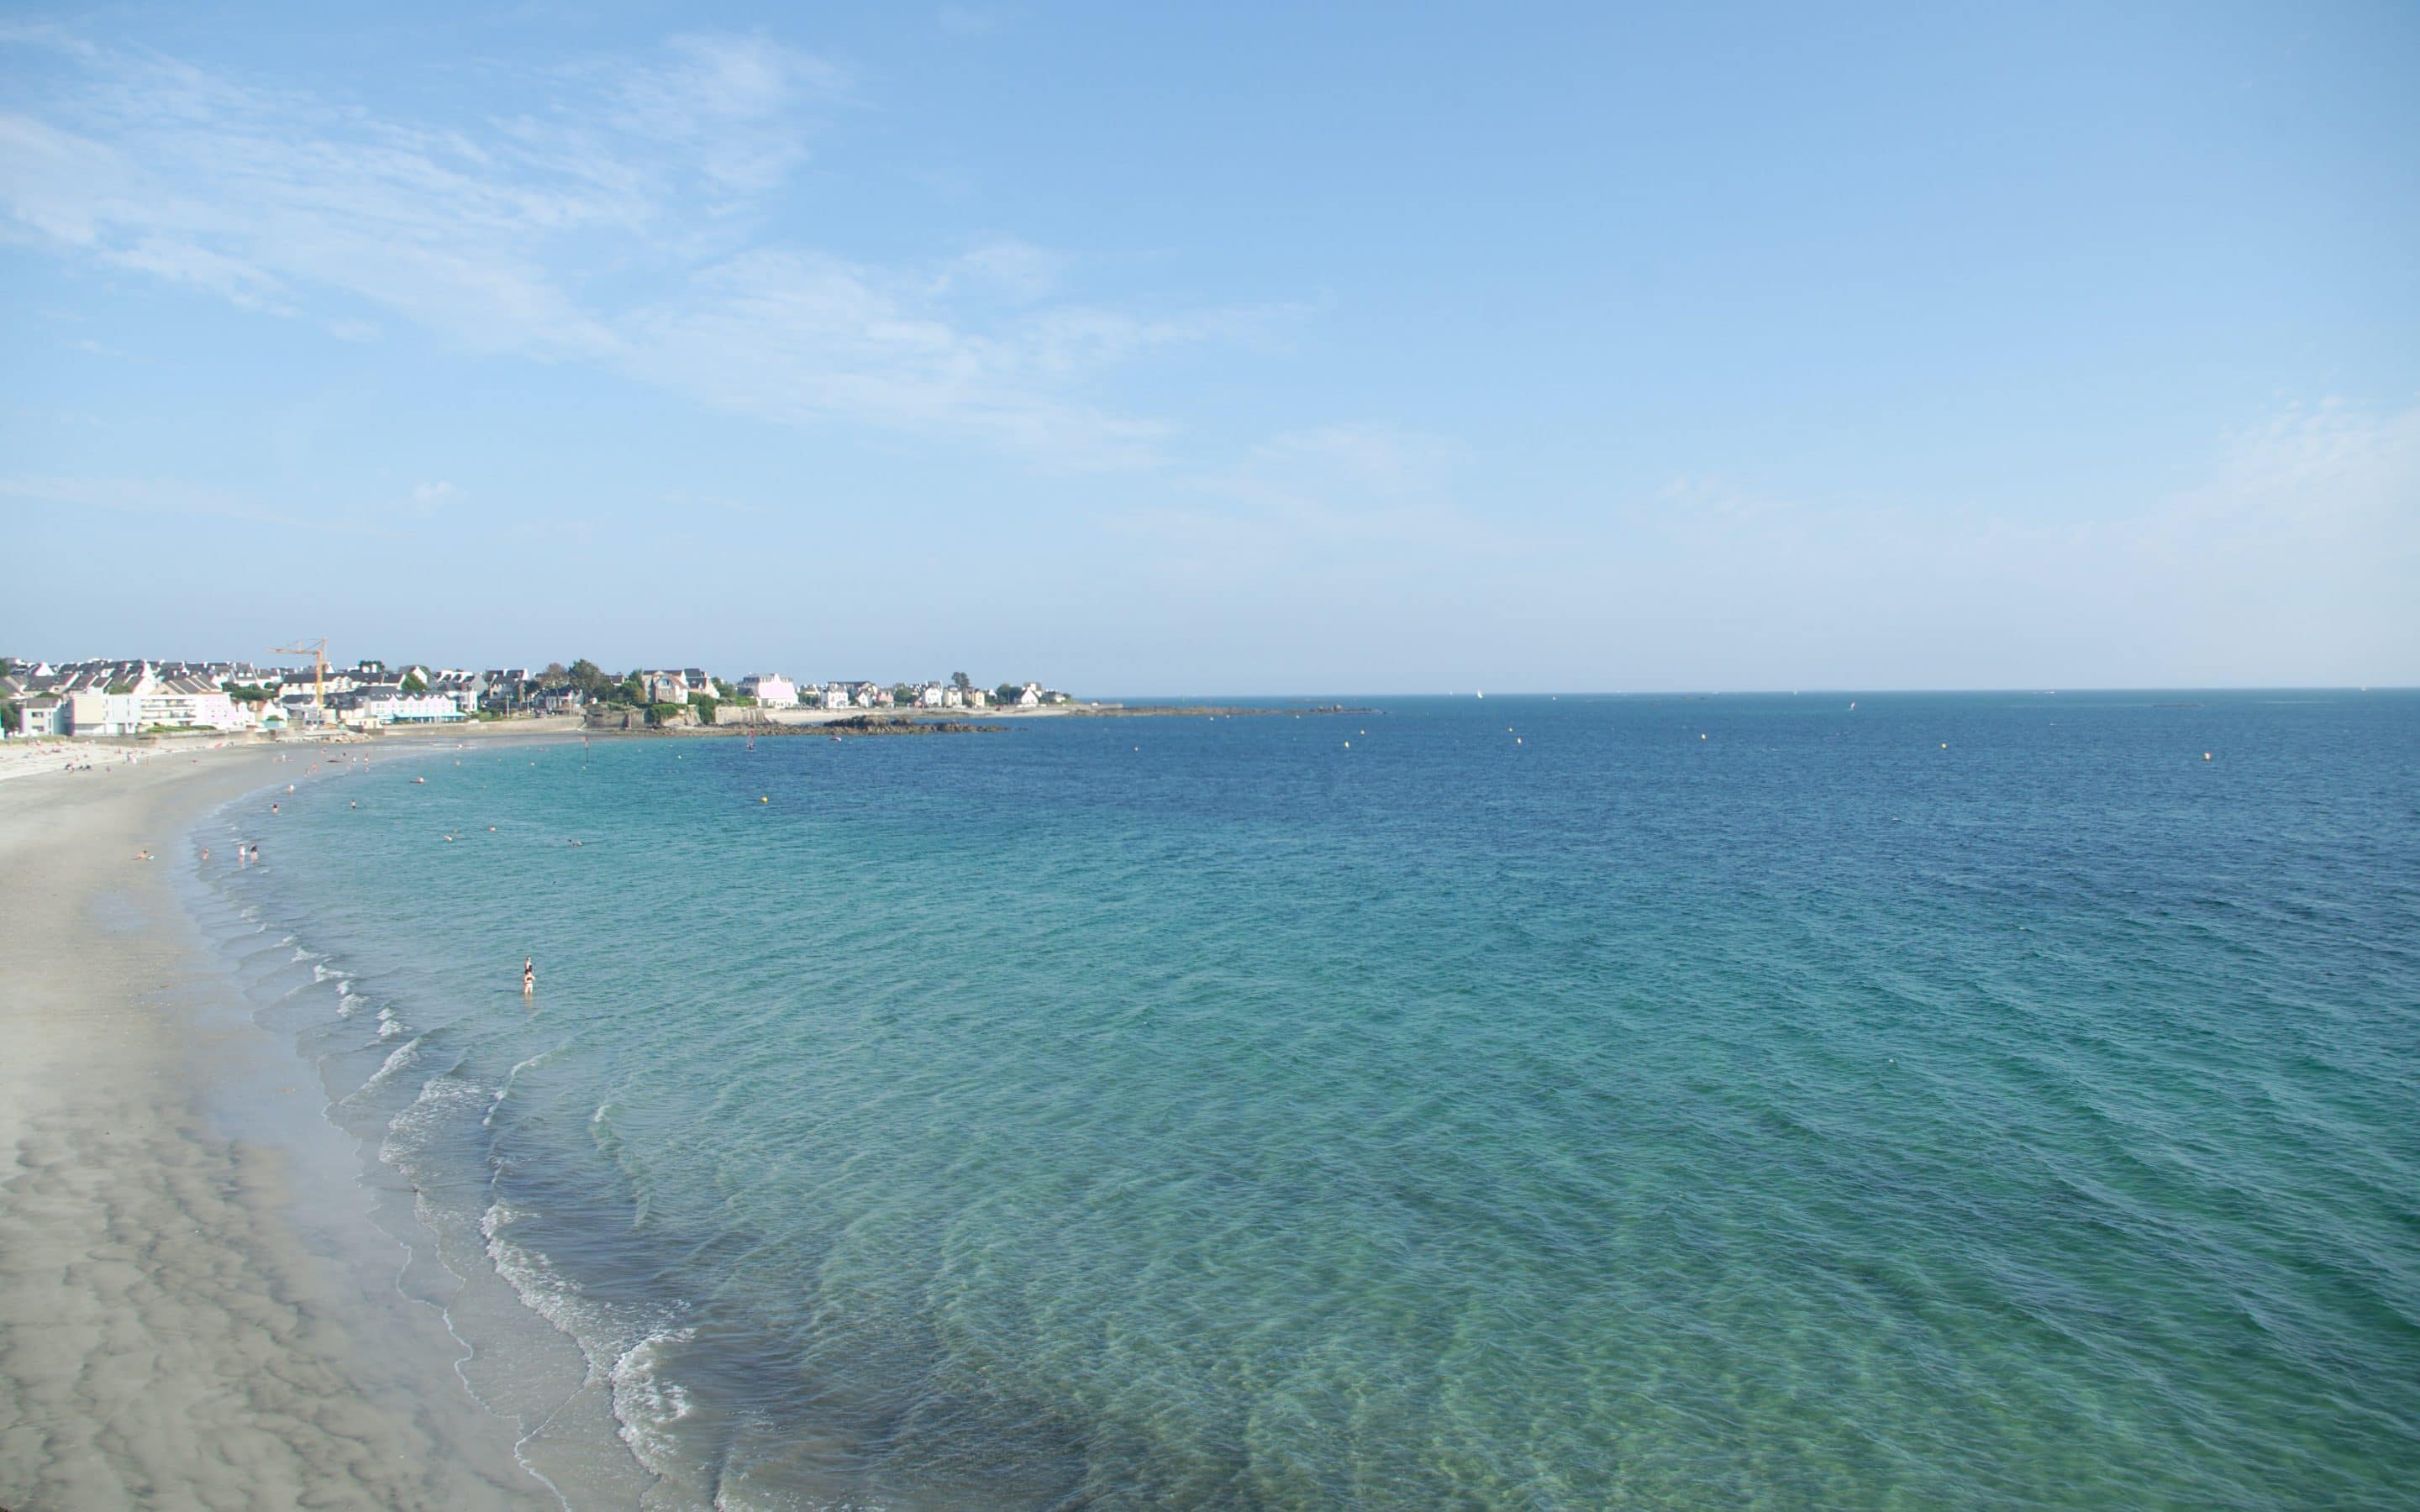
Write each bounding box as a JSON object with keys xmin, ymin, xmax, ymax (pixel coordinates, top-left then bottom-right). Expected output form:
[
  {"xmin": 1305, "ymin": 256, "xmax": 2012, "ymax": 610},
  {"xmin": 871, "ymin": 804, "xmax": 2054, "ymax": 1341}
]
[{"xmin": 3, "ymin": 2, "xmax": 2415, "ymax": 691}]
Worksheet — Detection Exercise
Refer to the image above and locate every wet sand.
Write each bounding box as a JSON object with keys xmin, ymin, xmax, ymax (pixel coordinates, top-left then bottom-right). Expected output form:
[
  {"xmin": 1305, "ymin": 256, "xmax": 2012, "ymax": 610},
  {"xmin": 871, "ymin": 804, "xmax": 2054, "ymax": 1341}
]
[{"xmin": 0, "ymin": 747, "xmax": 553, "ymax": 1509}]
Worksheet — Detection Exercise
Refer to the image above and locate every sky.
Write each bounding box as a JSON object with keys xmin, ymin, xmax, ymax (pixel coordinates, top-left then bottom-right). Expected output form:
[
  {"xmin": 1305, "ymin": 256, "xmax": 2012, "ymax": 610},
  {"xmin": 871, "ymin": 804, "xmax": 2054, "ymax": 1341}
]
[{"xmin": 3, "ymin": 2, "xmax": 2416, "ymax": 692}]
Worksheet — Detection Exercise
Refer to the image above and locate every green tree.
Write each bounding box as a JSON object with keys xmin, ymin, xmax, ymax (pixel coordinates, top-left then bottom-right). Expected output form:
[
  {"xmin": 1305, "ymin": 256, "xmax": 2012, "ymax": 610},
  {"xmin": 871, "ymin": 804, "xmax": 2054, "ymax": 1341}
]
[
  {"xmin": 402, "ymin": 670, "xmax": 428, "ymax": 694},
  {"xmin": 951, "ymin": 670, "xmax": 972, "ymax": 692},
  {"xmin": 2, "ymin": 701, "xmax": 19, "ymax": 735},
  {"xmin": 994, "ymin": 684, "xmax": 1021, "ymax": 705}
]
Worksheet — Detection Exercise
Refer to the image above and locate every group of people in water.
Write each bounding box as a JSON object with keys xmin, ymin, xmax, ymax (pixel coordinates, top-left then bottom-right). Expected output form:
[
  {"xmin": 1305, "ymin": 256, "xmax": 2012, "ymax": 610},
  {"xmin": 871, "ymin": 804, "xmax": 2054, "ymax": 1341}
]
[{"xmin": 129, "ymin": 744, "xmax": 549, "ymax": 1000}]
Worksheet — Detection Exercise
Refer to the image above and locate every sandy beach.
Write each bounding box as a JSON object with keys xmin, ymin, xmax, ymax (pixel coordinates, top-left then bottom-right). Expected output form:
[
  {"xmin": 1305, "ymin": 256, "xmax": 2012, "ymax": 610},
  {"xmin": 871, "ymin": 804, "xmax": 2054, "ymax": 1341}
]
[{"xmin": 0, "ymin": 744, "xmax": 555, "ymax": 1509}]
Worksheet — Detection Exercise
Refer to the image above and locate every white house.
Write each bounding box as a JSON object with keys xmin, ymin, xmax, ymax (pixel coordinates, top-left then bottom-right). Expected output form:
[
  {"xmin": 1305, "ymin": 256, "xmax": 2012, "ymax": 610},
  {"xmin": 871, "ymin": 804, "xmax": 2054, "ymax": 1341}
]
[
  {"xmin": 140, "ymin": 675, "xmax": 250, "ymax": 732},
  {"xmin": 344, "ymin": 685, "xmax": 467, "ymax": 725},
  {"xmin": 13, "ymin": 695, "xmax": 68, "ymax": 737},
  {"xmin": 1017, "ymin": 681, "xmax": 1044, "ymax": 707},
  {"xmin": 740, "ymin": 674, "xmax": 797, "ymax": 707},
  {"xmin": 915, "ymin": 682, "xmax": 947, "ymax": 707},
  {"xmin": 632, "ymin": 667, "xmax": 715, "ymax": 701},
  {"xmin": 66, "ymin": 689, "xmax": 145, "ymax": 736}
]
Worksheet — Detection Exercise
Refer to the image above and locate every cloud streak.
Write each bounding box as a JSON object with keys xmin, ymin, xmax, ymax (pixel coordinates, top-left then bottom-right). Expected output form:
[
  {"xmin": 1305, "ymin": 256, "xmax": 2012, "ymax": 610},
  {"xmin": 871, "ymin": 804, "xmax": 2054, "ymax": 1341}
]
[{"xmin": 0, "ymin": 29, "xmax": 1280, "ymax": 468}]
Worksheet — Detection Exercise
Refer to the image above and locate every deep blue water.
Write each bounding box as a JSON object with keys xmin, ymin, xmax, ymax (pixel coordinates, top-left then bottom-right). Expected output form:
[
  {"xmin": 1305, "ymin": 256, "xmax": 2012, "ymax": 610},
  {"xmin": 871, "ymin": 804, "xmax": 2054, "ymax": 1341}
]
[{"xmin": 203, "ymin": 692, "xmax": 2420, "ymax": 1508}]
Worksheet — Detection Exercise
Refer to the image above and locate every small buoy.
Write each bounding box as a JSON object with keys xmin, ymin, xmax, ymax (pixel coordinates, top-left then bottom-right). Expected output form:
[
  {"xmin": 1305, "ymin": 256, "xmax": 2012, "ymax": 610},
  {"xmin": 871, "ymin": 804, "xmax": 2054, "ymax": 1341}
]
[
  {"xmin": 2203, "ymin": 752, "xmax": 2212, "ymax": 761},
  {"xmin": 1940, "ymin": 743, "xmax": 1948, "ymax": 749},
  {"xmin": 1515, "ymin": 737, "xmax": 1523, "ymax": 745},
  {"xmin": 1344, "ymin": 741, "xmax": 1351, "ymax": 748},
  {"xmin": 1700, "ymin": 733, "xmax": 1707, "ymax": 741},
  {"xmin": 760, "ymin": 795, "xmax": 770, "ymax": 803}
]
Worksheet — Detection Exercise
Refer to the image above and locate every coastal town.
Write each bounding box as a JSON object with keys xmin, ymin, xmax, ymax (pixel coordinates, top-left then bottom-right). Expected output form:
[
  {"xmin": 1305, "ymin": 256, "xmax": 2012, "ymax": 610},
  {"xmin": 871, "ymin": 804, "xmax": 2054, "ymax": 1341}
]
[{"xmin": 0, "ymin": 654, "xmax": 1079, "ymax": 739}]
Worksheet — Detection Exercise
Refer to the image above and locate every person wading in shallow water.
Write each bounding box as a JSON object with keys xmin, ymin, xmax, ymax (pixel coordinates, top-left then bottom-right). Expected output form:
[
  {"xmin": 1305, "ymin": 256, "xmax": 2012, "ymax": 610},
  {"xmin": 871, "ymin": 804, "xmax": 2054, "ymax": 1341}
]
[{"xmin": 523, "ymin": 957, "xmax": 536, "ymax": 997}]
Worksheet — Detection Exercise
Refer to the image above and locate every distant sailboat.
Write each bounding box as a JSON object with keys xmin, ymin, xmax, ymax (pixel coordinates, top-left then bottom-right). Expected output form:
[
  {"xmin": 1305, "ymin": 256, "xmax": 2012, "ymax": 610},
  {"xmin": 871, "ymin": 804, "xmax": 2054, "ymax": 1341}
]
[{"xmin": 1476, "ymin": 689, "xmax": 1485, "ymax": 699}]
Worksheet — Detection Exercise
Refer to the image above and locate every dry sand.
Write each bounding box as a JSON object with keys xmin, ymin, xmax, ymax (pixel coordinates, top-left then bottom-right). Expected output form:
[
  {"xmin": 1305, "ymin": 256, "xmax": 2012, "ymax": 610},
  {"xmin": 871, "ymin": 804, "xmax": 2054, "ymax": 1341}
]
[{"xmin": 0, "ymin": 747, "xmax": 555, "ymax": 1509}]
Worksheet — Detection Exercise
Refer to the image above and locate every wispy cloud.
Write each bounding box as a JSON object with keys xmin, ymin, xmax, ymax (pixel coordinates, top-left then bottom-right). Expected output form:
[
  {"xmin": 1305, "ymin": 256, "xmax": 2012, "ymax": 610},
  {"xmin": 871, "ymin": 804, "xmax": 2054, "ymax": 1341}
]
[
  {"xmin": 0, "ymin": 474, "xmax": 402, "ymax": 536},
  {"xmin": 1581, "ymin": 399, "xmax": 2420, "ymax": 685},
  {"xmin": 934, "ymin": 7, "xmax": 1008, "ymax": 39},
  {"xmin": 1102, "ymin": 422, "xmax": 1504, "ymax": 573},
  {"xmin": 0, "ymin": 29, "xmax": 1281, "ymax": 469}
]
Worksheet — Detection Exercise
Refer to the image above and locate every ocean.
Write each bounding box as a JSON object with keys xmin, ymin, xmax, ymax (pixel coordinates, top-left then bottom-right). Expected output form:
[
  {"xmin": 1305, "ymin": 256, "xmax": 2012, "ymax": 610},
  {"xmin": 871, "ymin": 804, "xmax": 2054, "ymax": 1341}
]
[{"xmin": 192, "ymin": 692, "xmax": 2420, "ymax": 1509}]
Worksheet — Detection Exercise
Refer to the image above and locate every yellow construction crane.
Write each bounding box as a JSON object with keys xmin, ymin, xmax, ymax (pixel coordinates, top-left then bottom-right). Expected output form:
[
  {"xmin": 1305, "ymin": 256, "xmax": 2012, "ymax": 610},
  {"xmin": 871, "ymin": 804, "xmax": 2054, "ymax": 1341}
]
[{"xmin": 271, "ymin": 638, "xmax": 329, "ymax": 708}]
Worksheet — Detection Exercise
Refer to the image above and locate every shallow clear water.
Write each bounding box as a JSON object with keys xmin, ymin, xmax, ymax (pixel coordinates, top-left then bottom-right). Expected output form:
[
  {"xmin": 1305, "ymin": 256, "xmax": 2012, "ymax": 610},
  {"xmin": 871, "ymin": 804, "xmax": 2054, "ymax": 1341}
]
[{"xmin": 204, "ymin": 693, "xmax": 2420, "ymax": 1508}]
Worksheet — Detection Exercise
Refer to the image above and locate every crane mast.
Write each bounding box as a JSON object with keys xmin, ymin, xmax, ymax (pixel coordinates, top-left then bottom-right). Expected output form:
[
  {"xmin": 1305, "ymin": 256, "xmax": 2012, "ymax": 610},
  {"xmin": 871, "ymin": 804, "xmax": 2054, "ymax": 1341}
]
[{"xmin": 270, "ymin": 638, "xmax": 329, "ymax": 709}]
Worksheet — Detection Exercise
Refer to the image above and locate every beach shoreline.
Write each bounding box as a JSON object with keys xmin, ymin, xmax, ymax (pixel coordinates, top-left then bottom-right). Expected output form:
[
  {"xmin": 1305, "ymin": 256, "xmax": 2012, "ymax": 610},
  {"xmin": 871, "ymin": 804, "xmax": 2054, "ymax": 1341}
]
[{"xmin": 0, "ymin": 741, "xmax": 571, "ymax": 1509}]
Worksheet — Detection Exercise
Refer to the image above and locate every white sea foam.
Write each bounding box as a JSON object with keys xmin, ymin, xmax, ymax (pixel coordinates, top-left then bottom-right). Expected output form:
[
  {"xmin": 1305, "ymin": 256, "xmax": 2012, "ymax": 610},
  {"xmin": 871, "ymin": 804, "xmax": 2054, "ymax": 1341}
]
[
  {"xmin": 481, "ymin": 1200, "xmax": 607, "ymax": 1371},
  {"xmin": 481, "ymin": 1200, "xmax": 697, "ymax": 1483},
  {"xmin": 485, "ymin": 1047, "xmax": 562, "ymax": 1131},
  {"xmin": 377, "ymin": 1004, "xmax": 406, "ymax": 1040},
  {"xmin": 378, "ymin": 1072, "xmax": 489, "ymax": 1168},
  {"xmin": 345, "ymin": 1034, "xmax": 426, "ymax": 1106},
  {"xmin": 609, "ymin": 1328, "xmax": 699, "ymax": 1478}
]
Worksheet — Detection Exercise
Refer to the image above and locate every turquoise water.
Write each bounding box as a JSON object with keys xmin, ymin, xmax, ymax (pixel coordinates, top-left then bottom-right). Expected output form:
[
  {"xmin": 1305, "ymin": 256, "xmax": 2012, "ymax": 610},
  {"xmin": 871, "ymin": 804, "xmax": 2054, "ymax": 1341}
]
[{"xmin": 203, "ymin": 693, "xmax": 2419, "ymax": 1508}]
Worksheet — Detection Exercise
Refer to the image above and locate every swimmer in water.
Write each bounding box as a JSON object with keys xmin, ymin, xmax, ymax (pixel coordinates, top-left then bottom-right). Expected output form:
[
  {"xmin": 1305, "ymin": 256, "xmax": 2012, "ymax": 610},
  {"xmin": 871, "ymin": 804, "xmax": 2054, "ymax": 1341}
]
[{"xmin": 523, "ymin": 958, "xmax": 535, "ymax": 996}]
